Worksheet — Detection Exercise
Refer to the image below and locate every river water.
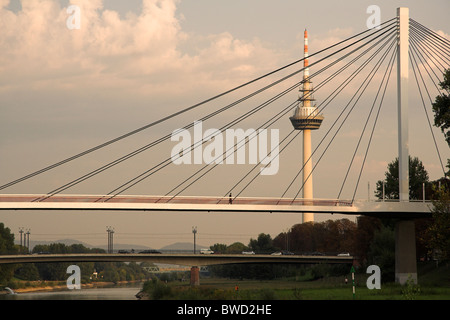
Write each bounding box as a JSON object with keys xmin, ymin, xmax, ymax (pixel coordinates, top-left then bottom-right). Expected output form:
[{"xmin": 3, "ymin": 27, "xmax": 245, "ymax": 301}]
[{"xmin": 0, "ymin": 283, "xmax": 143, "ymax": 300}]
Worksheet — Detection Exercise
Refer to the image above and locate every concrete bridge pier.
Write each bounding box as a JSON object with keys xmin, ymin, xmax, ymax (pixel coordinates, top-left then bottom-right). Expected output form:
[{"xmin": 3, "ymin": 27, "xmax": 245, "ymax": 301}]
[
  {"xmin": 394, "ymin": 7, "xmax": 418, "ymax": 286},
  {"xmin": 190, "ymin": 266, "xmax": 200, "ymax": 286},
  {"xmin": 395, "ymin": 219, "xmax": 417, "ymax": 284}
]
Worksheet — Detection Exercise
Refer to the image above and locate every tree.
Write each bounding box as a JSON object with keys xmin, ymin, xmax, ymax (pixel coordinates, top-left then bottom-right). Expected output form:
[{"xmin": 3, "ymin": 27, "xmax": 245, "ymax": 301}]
[
  {"xmin": 367, "ymin": 225, "xmax": 395, "ymax": 282},
  {"xmin": 0, "ymin": 223, "xmax": 18, "ymax": 285},
  {"xmin": 375, "ymin": 156, "xmax": 429, "ymax": 200},
  {"xmin": 225, "ymin": 242, "xmax": 248, "ymax": 254},
  {"xmin": 210, "ymin": 243, "xmax": 227, "ymax": 254},
  {"xmin": 248, "ymin": 233, "xmax": 276, "ymax": 254},
  {"xmin": 432, "ymin": 68, "xmax": 450, "ymax": 147},
  {"xmin": 426, "ymin": 187, "xmax": 450, "ymax": 260},
  {"xmin": 14, "ymin": 263, "xmax": 40, "ymax": 281},
  {"xmin": 447, "ymin": 159, "xmax": 450, "ymax": 178},
  {"xmin": 273, "ymin": 219, "xmax": 357, "ymax": 255},
  {"xmin": 0, "ymin": 223, "xmax": 16, "ymax": 255},
  {"xmin": 333, "ymin": 218, "xmax": 357, "ymax": 253},
  {"xmin": 354, "ymin": 216, "xmax": 383, "ymax": 264},
  {"xmin": 286, "ymin": 222, "xmax": 316, "ymax": 253}
]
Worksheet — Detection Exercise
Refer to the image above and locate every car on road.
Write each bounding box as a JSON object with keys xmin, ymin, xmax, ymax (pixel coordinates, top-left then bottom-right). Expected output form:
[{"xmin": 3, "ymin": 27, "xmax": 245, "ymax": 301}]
[
  {"xmin": 307, "ymin": 251, "xmax": 324, "ymax": 256},
  {"xmin": 139, "ymin": 250, "xmax": 162, "ymax": 254},
  {"xmin": 271, "ymin": 251, "xmax": 294, "ymax": 255},
  {"xmin": 337, "ymin": 252, "xmax": 350, "ymax": 257},
  {"xmin": 242, "ymin": 251, "xmax": 255, "ymax": 255},
  {"xmin": 200, "ymin": 249, "xmax": 214, "ymax": 254},
  {"xmin": 118, "ymin": 249, "xmax": 136, "ymax": 254}
]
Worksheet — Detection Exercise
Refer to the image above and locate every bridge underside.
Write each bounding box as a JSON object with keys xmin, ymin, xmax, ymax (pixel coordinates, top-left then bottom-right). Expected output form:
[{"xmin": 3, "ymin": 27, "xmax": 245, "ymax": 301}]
[
  {"xmin": 0, "ymin": 194, "xmax": 432, "ymax": 218},
  {"xmin": 0, "ymin": 253, "xmax": 354, "ymax": 267}
]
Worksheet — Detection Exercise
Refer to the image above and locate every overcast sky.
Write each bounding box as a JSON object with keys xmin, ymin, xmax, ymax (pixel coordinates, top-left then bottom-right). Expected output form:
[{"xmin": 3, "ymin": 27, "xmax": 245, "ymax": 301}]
[{"xmin": 1, "ymin": 0, "xmax": 449, "ymax": 249}]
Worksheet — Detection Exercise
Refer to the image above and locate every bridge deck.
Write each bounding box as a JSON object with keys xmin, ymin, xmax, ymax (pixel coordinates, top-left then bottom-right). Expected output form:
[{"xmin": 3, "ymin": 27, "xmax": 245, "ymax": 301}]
[
  {"xmin": 0, "ymin": 253, "xmax": 354, "ymax": 266},
  {"xmin": 0, "ymin": 194, "xmax": 432, "ymax": 217},
  {"xmin": 0, "ymin": 194, "xmax": 352, "ymax": 205}
]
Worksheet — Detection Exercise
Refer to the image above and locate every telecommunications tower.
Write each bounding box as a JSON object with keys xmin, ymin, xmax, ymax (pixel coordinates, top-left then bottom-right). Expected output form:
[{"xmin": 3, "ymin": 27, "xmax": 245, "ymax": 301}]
[{"xmin": 289, "ymin": 30, "xmax": 324, "ymax": 223}]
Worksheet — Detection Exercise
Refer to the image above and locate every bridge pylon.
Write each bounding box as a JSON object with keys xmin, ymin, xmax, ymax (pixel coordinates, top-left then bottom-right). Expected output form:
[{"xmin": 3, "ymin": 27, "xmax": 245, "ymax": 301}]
[{"xmin": 395, "ymin": 7, "xmax": 417, "ymax": 285}]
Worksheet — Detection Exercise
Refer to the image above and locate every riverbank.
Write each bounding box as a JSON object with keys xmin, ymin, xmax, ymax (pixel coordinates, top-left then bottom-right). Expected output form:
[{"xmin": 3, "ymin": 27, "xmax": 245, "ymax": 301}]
[
  {"xmin": 1, "ymin": 280, "xmax": 144, "ymax": 295},
  {"xmin": 138, "ymin": 277, "xmax": 450, "ymax": 300},
  {"xmin": 137, "ymin": 262, "xmax": 450, "ymax": 300}
]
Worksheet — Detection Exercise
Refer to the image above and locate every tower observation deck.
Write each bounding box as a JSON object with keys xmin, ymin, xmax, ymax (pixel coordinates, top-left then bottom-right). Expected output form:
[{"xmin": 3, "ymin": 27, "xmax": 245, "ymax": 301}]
[{"xmin": 290, "ymin": 30, "xmax": 324, "ymax": 130}]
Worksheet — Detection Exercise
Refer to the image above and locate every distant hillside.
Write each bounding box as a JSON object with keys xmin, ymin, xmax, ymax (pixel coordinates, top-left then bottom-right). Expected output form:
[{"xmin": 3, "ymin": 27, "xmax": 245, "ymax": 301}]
[
  {"xmin": 15, "ymin": 239, "xmax": 208, "ymax": 252},
  {"xmin": 15, "ymin": 239, "xmax": 153, "ymax": 251},
  {"xmin": 96, "ymin": 243, "xmax": 156, "ymax": 251},
  {"xmin": 15, "ymin": 238, "xmax": 93, "ymax": 250},
  {"xmin": 159, "ymin": 242, "xmax": 209, "ymax": 251}
]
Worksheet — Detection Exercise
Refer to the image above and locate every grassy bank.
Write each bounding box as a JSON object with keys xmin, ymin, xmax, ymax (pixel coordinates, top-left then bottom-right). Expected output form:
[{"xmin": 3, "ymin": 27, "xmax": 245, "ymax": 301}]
[
  {"xmin": 140, "ymin": 262, "xmax": 450, "ymax": 300},
  {"xmin": 141, "ymin": 278, "xmax": 450, "ymax": 300}
]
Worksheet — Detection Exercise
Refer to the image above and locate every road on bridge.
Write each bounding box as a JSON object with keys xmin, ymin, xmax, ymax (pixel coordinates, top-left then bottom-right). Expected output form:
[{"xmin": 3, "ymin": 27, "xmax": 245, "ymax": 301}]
[{"xmin": 0, "ymin": 253, "xmax": 354, "ymax": 267}]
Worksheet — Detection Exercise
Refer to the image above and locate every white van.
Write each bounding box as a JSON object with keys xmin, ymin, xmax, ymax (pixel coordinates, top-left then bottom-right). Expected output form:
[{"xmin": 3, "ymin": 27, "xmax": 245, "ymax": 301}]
[{"xmin": 337, "ymin": 252, "xmax": 350, "ymax": 257}]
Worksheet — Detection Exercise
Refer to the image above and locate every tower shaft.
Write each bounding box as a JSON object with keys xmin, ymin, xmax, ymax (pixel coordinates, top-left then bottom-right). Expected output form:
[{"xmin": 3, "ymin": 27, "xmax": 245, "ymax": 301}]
[
  {"xmin": 302, "ymin": 30, "xmax": 313, "ymax": 223},
  {"xmin": 302, "ymin": 129, "xmax": 314, "ymax": 223}
]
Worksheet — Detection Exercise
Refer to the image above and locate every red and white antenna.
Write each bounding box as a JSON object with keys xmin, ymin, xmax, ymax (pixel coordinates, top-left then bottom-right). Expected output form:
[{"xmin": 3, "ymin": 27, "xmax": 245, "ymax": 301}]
[{"xmin": 304, "ymin": 29, "xmax": 309, "ymax": 80}]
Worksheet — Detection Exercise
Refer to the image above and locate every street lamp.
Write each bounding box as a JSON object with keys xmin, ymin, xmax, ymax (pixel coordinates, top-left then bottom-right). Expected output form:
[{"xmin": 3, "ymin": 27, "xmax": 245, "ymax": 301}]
[
  {"xmin": 106, "ymin": 226, "xmax": 114, "ymax": 253},
  {"xmin": 285, "ymin": 228, "xmax": 291, "ymax": 251},
  {"xmin": 18, "ymin": 227, "xmax": 24, "ymax": 253},
  {"xmin": 25, "ymin": 229, "xmax": 31, "ymax": 254},
  {"xmin": 192, "ymin": 226, "xmax": 197, "ymax": 254}
]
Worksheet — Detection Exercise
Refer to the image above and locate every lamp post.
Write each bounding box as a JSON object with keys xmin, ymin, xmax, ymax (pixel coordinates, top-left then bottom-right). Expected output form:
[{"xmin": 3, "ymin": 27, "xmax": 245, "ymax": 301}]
[
  {"xmin": 106, "ymin": 226, "xmax": 114, "ymax": 253},
  {"xmin": 192, "ymin": 226, "xmax": 197, "ymax": 254},
  {"xmin": 285, "ymin": 228, "xmax": 291, "ymax": 251},
  {"xmin": 25, "ymin": 229, "xmax": 31, "ymax": 254},
  {"xmin": 19, "ymin": 227, "xmax": 24, "ymax": 253}
]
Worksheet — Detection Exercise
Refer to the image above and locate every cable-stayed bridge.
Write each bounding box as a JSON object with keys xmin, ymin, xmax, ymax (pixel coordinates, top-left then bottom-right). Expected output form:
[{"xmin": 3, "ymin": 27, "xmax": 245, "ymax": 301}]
[
  {"xmin": 0, "ymin": 194, "xmax": 432, "ymax": 218},
  {"xmin": 1, "ymin": 8, "xmax": 448, "ymax": 284}
]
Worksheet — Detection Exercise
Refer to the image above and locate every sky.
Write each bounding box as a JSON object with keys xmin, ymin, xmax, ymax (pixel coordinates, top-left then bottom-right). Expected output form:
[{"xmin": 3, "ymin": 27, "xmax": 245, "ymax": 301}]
[{"xmin": 0, "ymin": 0, "xmax": 449, "ymax": 250}]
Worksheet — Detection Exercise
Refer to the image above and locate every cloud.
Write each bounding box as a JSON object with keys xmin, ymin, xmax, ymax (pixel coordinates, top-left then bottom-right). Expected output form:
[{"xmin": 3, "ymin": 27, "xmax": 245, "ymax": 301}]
[
  {"xmin": 3, "ymin": 1, "xmax": 409, "ymax": 111},
  {"xmin": 0, "ymin": 0, "xmax": 285, "ymax": 101}
]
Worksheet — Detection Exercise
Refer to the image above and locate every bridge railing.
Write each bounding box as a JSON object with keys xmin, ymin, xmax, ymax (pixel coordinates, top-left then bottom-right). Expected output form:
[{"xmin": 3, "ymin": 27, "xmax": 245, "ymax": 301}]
[
  {"xmin": 368, "ymin": 199, "xmax": 432, "ymax": 203},
  {"xmin": 0, "ymin": 194, "xmax": 354, "ymax": 207}
]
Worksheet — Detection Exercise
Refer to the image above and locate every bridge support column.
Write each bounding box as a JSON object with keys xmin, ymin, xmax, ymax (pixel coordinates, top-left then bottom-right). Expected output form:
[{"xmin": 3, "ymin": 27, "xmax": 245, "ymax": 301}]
[
  {"xmin": 190, "ymin": 266, "xmax": 200, "ymax": 286},
  {"xmin": 397, "ymin": 7, "xmax": 410, "ymax": 203},
  {"xmin": 395, "ymin": 219, "xmax": 417, "ymax": 284}
]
